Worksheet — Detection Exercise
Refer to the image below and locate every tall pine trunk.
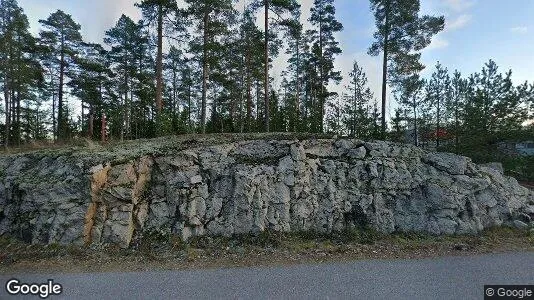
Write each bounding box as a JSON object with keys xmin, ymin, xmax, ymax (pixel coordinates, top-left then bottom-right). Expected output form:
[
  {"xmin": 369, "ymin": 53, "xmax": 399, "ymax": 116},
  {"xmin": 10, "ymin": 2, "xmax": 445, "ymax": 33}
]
[
  {"xmin": 381, "ymin": 44, "xmax": 388, "ymax": 139},
  {"xmin": 88, "ymin": 109, "xmax": 94, "ymax": 139},
  {"xmin": 381, "ymin": 2, "xmax": 390, "ymax": 139},
  {"xmin": 319, "ymin": 15, "xmax": 324, "ymax": 133},
  {"xmin": 436, "ymin": 95, "xmax": 441, "ymax": 149},
  {"xmin": 455, "ymin": 100, "xmax": 459, "ymax": 153},
  {"xmin": 58, "ymin": 35, "xmax": 65, "ymax": 140},
  {"xmin": 128, "ymin": 82, "xmax": 133, "ymax": 138},
  {"xmin": 16, "ymin": 91, "xmax": 20, "ymax": 146},
  {"xmin": 101, "ymin": 113, "xmax": 106, "ymax": 143},
  {"xmin": 246, "ymin": 53, "xmax": 252, "ymax": 132},
  {"xmin": 353, "ymin": 74, "xmax": 357, "ymax": 136},
  {"xmin": 413, "ymin": 95, "xmax": 418, "ymax": 146},
  {"xmin": 81, "ymin": 99, "xmax": 84, "ymax": 136},
  {"xmin": 239, "ymin": 51, "xmax": 245, "ymax": 133},
  {"xmin": 256, "ymin": 79, "xmax": 261, "ymax": 127},
  {"xmin": 52, "ymin": 92, "xmax": 56, "ymax": 140},
  {"xmin": 229, "ymin": 70, "xmax": 236, "ymax": 132},
  {"xmin": 172, "ymin": 64, "xmax": 178, "ymax": 130},
  {"xmin": 120, "ymin": 93, "xmax": 124, "ymax": 141},
  {"xmin": 3, "ymin": 75, "xmax": 9, "ymax": 149},
  {"xmin": 16, "ymin": 49, "xmax": 21, "ymax": 145},
  {"xmin": 10, "ymin": 90, "xmax": 15, "ymax": 137},
  {"xmin": 155, "ymin": 3, "xmax": 163, "ymax": 115},
  {"xmin": 49, "ymin": 69, "xmax": 56, "ymax": 141},
  {"xmin": 264, "ymin": 0, "xmax": 270, "ymax": 132},
  {"xmin": 201, "ymin": 8, "xmax": 209, "ymax": 134},
  {"xmin": 294, "ymin": 36, "xmax": 300, "ymax": 132},
  {"xmin": 188, "ymin": 73, "xmax": 192, "ymax": 133}
]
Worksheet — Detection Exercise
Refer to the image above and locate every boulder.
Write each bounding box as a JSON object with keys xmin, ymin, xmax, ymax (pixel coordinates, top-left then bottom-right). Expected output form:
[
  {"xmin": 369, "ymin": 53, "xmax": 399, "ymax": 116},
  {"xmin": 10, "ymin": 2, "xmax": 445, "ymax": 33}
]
[
  {"xmin": 0, "ymin": 138, "xmax": 533, "ymax": 248},
  {"xmin": 480, "ymin": 162, "xmax": 504, "ymax": 175}
]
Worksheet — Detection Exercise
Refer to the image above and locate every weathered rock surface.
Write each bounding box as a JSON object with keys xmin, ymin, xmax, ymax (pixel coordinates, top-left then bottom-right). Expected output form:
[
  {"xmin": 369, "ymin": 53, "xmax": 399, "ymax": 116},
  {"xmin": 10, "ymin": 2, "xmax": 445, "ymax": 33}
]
[{"xmin": 1, "ymin": 137, "xmax": 533, "ymax": 248}]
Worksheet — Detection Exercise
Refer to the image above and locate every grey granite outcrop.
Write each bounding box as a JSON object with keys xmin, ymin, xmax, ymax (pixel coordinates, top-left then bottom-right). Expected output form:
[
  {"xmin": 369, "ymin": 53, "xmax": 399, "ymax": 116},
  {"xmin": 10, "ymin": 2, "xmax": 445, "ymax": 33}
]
[{"xmin": 1, "ymin": 137, "xmax": 533, "ymax": 248}]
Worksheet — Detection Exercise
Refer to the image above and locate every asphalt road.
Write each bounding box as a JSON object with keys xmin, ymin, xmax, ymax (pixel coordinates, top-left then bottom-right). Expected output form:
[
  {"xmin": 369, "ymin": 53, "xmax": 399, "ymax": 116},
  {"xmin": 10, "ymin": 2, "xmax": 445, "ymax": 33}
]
[{"xmin": 1, "ymin": 252, "xmax": 533, "ymax": 299}]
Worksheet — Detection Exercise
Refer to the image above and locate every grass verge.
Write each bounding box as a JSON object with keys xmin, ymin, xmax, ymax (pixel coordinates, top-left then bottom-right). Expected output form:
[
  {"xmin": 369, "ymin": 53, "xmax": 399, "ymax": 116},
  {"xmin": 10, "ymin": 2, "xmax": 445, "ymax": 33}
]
[{"xmin": 1, "ymin": 226, "xmax": 533, "ymax": 274}]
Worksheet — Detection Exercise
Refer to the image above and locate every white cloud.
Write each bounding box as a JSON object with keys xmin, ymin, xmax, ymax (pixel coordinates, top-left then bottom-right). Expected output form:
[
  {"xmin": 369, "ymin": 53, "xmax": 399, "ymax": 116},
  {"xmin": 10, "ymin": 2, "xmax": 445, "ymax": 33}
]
[
  {"xmin": 510, "ymin": 26, "xmax": 528, "ymax": 34},
  {"xmin": 19, "ymin": 0, "xmax": 141, "ymax": 43},
  {"xmin": 443, "ymin": 0, "xmax": 476, "ymax": 12},
  {"xmin": 425, "ymin": 35, "xmax": 450, "ymax": 51},
  {"xmin": 86, "ymin": 0, "xmax": 141, "ymax": 43},
  {"xmin": 331, "ymin": 52, "xmax": 382, "ymax": 97},
  {"xmin": 419, "ymin": 1, "xmax": 475, "ymax": 52},
  {"xmin": 446, "ymin": 14, "xmax": 472, "ymax": 31}
]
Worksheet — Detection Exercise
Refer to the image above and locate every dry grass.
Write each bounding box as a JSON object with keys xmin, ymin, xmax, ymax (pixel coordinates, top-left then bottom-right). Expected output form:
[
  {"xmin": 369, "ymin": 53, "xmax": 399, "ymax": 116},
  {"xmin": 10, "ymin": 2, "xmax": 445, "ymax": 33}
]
[
  {"xmin": 0, "ymin": 133, "xmax": 337, "ymax": 154},
  {"xmin": 0, "ymin": 138, "xmax": 104, "ymax": 155},
  {"xmin": 1, "ymin": 227, "xmax": 533, "ymax": 274}
]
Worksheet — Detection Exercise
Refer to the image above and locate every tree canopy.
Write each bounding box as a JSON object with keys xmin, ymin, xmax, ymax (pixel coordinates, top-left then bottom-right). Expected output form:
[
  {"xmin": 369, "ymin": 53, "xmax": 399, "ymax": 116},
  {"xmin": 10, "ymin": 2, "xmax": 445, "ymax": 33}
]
[{"xmin": 0, "ymin": 0, "xmax": 532, "ymax": 152}]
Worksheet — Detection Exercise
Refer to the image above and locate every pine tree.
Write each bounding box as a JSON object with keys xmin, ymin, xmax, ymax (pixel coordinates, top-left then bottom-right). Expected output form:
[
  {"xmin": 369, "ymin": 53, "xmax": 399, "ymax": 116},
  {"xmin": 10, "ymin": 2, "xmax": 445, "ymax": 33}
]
[
  {"xmin": 343, "ymin": 61, "xmax": 374, "ymax": 139},
  {"xmin": 427, "ymin": 62, "xmax": 450, "ymax": 148},
  {"xmin": 369, "ymin": 0, "xmax": 444, "ymax": 138},
  {"xmin": 516, "ymin": 81, "xmax": 534, "ymax": 128},
  {"xmin": 239, "ymin": 9, "xmax": 265, "ymax": 132},
  {"xmin": 13, "ymin": 40, "xmax": 42, "ymax": 145},
  {"xmin": 136, "ymin": 0, "xmax": 179, "ymax": 123},
  {"xmin": 164, "ymin": 46, "xmax": 182, "ymax": 132},
  {"xmin": 177, "ymin": 57, "xmax": 198, "ymax": 134},
  {"xmin": 283, "ymin": 8, "xmax": 303, "ymax": 132},
  {"xmin": 493, "ymin": 70, "xmax": 529, "ymax": 132},
  {"xmin": 0, "ymin": 0, "xmax": 23, "ymax": 147},
  {"xmin": 464, "ymin": 60, "xmax": 508, "ymax": 136},
  {"xmin": 390, "ymin": 107, "xmax": 405, "ymax": 142},
  {"xmin": 133, "ymin": 20, "xmax": 158, "ymax": 138},
  {"xmin": 206, "ymin": 16, "xmax": 249, "ymax": 134},
  {"xmin": 393, "ymin": 74, "xmax": 424, "ymax": 145},
  {"xmin": 370, "ymin": 99, "xmax": 381, "ymax": 139},
  {"xmin": 1, "ymin": 0, "xmax": 43, "ymax": 146},
  {"xmin": 448, "ymin": 70, "xmax": 466, "ymax": 152},
  {"xmin": 326, "ymin": 93, "xmax": 343, "ymax": 135},
  {"xmin": 38, "ymin": 10, "xmax": 83, "ymax": 140},
  {"xmin": 458, "ymin": 60, "xmax": 532, "ymax": 143},
  {"xmin": 104, "ymin": 15, "xmax": 150, "ymax": 140},
  {"xmin": 69, "ymin": 42, "xmax": 110, "ymax": 139},
  {"xmin": 300, "ymin": 30, "xmax": 317, "ymax": 132},
  {"xmin": 309, "ymin": 0, "xmax": 343, "ymax": 133},
  {"xmin": 185, "ymin": 0, "xmax": 236, "ymax": 134},
  {"xmin": 249, "ymin": 0, "xmax": 299, "ymax": 132}
]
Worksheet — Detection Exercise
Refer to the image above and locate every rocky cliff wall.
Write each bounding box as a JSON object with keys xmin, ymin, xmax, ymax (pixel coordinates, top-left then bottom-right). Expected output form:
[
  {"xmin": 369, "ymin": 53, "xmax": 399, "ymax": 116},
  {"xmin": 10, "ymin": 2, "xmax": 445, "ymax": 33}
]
[{"xmin": 1, "ymin": 137, "xmax": 533, "ymax": 248}]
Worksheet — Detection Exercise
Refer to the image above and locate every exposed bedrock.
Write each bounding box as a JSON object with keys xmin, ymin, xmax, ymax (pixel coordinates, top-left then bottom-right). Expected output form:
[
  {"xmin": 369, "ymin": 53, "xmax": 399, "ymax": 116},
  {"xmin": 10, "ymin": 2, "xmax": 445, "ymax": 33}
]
[{"xmin": 1, "ymin": 138, "xmax": 533, "ymax": 248}]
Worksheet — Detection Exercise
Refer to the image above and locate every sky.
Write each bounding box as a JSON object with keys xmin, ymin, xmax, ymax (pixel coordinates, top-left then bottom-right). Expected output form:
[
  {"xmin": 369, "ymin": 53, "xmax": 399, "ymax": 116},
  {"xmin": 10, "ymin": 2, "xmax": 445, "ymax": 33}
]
[{"xmin": 16, "ymin": 0, "xmax": 534, "ymax": 119}]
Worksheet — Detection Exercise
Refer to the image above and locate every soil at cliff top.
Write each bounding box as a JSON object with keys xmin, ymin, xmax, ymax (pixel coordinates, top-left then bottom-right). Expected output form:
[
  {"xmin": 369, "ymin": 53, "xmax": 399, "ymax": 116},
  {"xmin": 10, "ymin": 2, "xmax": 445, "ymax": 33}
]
[{"xmin": 1, "ymin": 227, "xmax": 533, "ymax": 274}]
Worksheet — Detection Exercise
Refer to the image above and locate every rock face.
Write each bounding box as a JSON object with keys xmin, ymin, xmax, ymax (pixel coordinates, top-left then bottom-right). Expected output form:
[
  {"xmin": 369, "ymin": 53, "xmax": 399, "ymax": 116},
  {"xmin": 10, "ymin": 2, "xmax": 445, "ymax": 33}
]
[{"xmin": 1, "ymin": 137, "xmax": 533, "ymax": 248}]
